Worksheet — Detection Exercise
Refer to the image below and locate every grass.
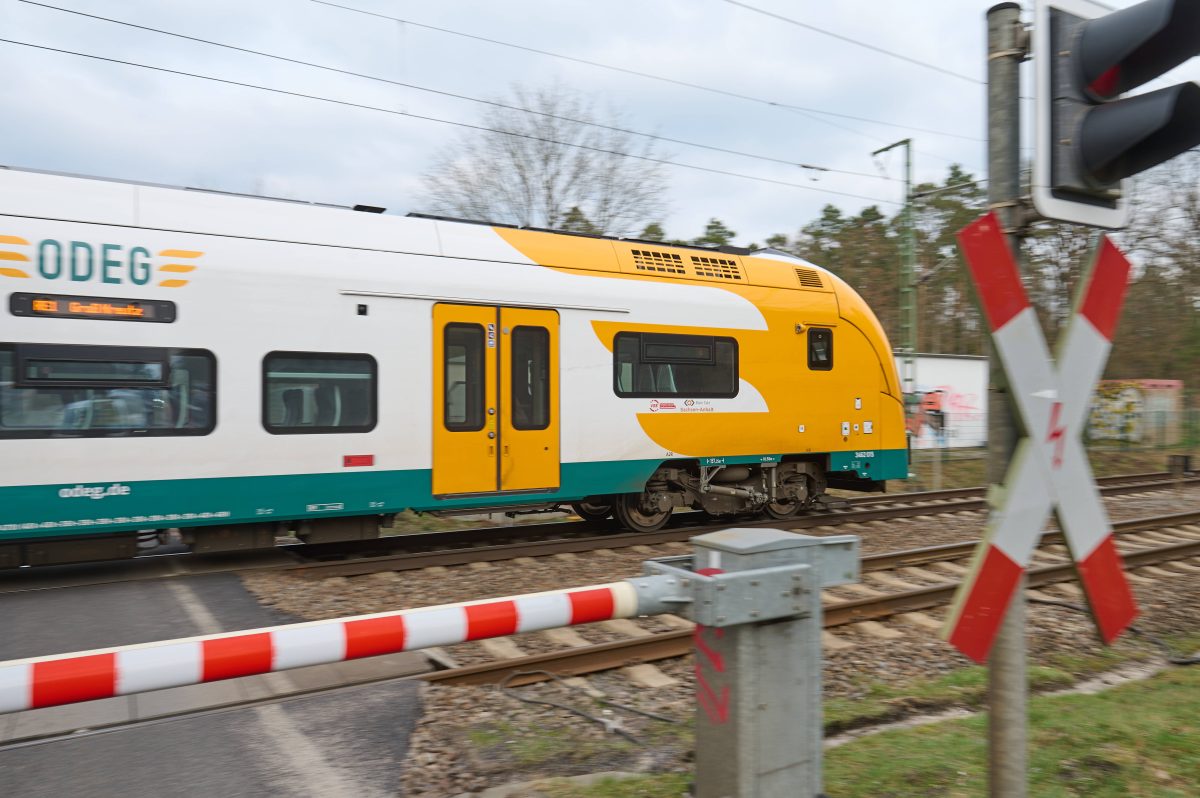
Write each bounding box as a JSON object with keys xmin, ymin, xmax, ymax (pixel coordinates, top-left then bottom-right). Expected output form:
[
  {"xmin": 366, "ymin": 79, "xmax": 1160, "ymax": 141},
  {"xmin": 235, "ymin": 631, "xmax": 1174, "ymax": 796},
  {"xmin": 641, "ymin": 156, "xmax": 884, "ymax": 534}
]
[
  {"xmin": 539, "ymin": 774, "xmax": 691, "ymax": 798},
  {"xmin": 539, "ymin": 664, "xmax": 1200, "ymax": 797},
  {"xmin": 823, "ymin": 665, "xmax": 1077, "ymax": 734},
  {"xmin": 823, "ymin": 665, "xmax": 1200, "ymax": 797},
  {"xmin": 464, "ymin": 719, "xmax": 639, "ymax": 770},
  {"xmin": 531, "ymin": 631, "xmax": 1200, "ymax": 797}
]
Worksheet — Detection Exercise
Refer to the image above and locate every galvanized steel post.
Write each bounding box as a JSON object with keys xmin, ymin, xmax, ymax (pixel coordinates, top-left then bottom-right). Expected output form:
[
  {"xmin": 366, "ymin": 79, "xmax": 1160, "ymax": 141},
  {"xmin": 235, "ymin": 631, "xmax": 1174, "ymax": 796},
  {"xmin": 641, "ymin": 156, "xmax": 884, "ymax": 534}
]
[{"xmin": 641, "ymin": 528, "xmax": 859, "ymax": 797}]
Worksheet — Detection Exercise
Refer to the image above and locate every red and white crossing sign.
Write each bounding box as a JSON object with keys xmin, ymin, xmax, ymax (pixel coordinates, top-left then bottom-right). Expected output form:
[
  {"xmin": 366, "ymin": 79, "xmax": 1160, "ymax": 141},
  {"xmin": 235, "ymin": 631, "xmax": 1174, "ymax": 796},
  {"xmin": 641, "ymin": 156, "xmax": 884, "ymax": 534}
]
[{"xmin": 943, "ymin": 212, "xmax": 1138, "ymax": 663}]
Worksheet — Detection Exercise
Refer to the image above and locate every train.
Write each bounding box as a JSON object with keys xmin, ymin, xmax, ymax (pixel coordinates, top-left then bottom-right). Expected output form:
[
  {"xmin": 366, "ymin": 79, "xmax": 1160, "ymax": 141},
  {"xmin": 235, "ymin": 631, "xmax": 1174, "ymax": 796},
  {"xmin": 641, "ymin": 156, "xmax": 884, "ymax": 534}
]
[{"xmin": 0, "ymin": 166, "xmax": 907, "ymax": 567}]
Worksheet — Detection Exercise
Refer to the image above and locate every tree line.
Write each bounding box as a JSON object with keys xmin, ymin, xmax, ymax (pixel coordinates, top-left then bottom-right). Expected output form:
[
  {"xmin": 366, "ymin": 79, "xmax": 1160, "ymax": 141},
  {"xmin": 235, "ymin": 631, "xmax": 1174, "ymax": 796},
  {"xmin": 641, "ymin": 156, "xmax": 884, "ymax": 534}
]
[{"xmin": 421, "ymin": 86, "xmax": 1198, "ymax": 399}]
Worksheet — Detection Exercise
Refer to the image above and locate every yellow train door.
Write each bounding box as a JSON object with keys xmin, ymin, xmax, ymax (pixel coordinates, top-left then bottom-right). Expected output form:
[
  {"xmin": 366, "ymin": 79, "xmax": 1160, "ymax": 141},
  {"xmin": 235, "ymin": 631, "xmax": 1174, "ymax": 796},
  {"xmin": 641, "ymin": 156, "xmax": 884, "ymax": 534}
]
[
  {"xmin": 433, "ymin": 304, "xmax": 499, "ymax": 495},
  {"xmin": 432, "ymin": 304, "xmax": 559, "ymax": 496},
  {"xmin": 499, "ymin": 307, "xmax": 560, "ymax": 491}
]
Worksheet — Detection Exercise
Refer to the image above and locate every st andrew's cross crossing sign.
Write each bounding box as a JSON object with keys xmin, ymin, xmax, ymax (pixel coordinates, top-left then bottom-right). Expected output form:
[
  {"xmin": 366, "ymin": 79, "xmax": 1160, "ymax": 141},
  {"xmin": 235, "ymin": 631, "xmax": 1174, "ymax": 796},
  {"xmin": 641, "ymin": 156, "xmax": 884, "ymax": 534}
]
[{"xmin": 943, "ymin": 212, "xmax": 1138, "ymax": 663}]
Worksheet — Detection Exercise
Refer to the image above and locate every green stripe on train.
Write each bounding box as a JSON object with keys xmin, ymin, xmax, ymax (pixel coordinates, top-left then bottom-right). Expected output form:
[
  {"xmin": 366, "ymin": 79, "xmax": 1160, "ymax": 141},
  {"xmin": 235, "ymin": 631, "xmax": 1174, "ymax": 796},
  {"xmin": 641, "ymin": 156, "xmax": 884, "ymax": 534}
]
[
  {"xmin": 0, "ymin": 460, "xmax": 662, "ymax": 540},
  {"xmin": 0, "ymin": 449, "xmax": 907, "ymax": 539},
  {"xmin": 828, "ymin": 448, "xmax": 909, "ymax": 480}
]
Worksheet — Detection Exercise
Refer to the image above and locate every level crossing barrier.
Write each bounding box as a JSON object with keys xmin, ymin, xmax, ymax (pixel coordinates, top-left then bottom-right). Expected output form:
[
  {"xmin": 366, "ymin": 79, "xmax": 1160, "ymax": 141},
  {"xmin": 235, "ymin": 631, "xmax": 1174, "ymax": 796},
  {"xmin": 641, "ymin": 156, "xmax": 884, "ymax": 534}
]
[
  {"xmin": 0, "ymin": 583, "xmax": 641, "ymax": 714},
  {"xmin": 0, "ymin": 528, "xmax": 859, "ymax": 798}
]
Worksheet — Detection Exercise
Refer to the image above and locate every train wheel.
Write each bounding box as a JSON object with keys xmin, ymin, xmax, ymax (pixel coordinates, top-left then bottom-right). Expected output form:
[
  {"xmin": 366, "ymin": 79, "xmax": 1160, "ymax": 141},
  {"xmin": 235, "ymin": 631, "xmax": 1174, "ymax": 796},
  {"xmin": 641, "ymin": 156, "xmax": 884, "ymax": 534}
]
[
  {"xmin": 761, "ymin": 500, "xmax": 801, "ymax": 520},
  {"xmin": 571, "ymin": 500, "xmax": 613, "ymax": 521},
  {"xmin": 613, "ymin": 494, "xmax": 671, "ymax": 533}
]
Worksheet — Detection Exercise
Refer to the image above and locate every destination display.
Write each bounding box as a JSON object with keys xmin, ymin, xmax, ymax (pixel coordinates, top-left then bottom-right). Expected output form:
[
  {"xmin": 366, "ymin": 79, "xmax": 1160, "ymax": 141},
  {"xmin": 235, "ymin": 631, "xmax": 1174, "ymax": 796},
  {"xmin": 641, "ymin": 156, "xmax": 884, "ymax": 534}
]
[{"xmin": 8, "ymin": 292, "xmax": 176, "ymax": 323}]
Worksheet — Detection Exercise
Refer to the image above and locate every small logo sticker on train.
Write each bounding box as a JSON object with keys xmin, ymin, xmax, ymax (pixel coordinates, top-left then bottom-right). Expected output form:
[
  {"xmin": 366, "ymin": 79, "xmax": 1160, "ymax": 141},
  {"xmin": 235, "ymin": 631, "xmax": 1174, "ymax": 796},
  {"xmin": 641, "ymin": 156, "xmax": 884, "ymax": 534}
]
[
  {"xmin": 648, "ymin": 399, "xmax": 716, "ymax": 413},
  {"xmin": 58, "ymin": 483, "xmax": 132, "ymax": 500}
]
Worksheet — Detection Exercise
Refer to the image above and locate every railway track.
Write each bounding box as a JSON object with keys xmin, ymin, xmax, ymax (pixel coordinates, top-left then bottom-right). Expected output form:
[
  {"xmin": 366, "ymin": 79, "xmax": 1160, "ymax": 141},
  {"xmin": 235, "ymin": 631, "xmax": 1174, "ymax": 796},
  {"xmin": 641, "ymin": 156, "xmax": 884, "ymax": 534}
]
[
  {"xmin": 4, "ymin": 505, "xmax": 1197, "ymax": 747},
  {"xmin": 419, "ymin": 508, "xmax": 1200, "ymax": 687},
  {"xmin": 287, "ymin": 473, "xmax": 1200, "ymax": 578},
  {"xmin": 0, "ymin": 472, "xmax": 1192, "ymax": 596}
]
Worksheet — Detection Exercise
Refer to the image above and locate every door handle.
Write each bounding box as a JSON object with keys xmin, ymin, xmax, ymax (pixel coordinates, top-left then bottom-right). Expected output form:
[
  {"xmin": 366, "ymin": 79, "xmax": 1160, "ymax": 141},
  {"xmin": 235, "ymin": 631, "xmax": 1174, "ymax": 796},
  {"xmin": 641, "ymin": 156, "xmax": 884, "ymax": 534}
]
[{"xmin": 488, "ymin": 431, "xmax": 496, "ymax": 439}]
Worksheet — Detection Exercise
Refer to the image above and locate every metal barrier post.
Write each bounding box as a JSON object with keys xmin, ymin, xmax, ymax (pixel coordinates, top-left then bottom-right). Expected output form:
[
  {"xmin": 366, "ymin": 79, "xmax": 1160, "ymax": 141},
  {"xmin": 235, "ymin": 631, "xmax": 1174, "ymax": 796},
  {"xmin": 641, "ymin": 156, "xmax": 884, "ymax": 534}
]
[{"xmin": 639, "ymin": 528, "xmax": 859, "ymax": 798}]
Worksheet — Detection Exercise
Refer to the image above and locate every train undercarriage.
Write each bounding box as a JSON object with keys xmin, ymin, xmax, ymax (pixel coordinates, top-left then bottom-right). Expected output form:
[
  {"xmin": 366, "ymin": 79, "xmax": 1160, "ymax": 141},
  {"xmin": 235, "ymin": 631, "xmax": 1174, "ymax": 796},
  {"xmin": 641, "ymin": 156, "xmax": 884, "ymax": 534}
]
[
  {"xmin": 1, "ymin": 459, "xmax": 878, "ymax": 568},
  {"xmin": 572, "ymin": 459, "xmax": 836, "ymax": 532}
]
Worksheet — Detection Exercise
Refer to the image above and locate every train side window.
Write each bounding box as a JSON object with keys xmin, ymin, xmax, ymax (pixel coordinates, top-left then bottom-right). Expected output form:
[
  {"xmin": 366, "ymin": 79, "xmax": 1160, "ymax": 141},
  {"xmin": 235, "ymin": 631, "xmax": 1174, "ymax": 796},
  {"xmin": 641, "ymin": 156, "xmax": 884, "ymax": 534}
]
[
  {"xmin": 0, "ymin": 343, "xmax": 215, "ymax": 438},
  {"xmin": 263, "ymin": 352, "xmax": 376, "ymax": 434},
  {"xmin": 808, "ymin": 328, "xmax": 833, "ymax": 370},
  {"xmin": 511, "ymin": 326, "xmax": 549, "ymax": 430},
  {"xmin": 613, "ymin": 332, "xmax": 738, "ymax": 398},
  {"xmin": 444, "ymin": 324, "xmax": 485, "ymax": 432}
]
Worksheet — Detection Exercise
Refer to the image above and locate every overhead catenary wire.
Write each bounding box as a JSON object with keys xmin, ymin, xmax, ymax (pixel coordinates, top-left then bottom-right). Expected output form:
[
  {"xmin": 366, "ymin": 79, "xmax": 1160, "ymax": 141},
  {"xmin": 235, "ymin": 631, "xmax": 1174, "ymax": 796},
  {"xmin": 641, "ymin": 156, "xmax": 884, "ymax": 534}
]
[
  {"xmin": 0, "ymin": 38, "xmax": 902, "ymax": 207},
  {"xmin": 720, "ymin": 0, "xmax": 984, "ymax": 86},
  {"xmin": 308, "ymin": 0, "xmax": 983, "ymax": 144},
  {"xmin": 17, "ymin": 0, "xmax": 896, "ymax": 184}
]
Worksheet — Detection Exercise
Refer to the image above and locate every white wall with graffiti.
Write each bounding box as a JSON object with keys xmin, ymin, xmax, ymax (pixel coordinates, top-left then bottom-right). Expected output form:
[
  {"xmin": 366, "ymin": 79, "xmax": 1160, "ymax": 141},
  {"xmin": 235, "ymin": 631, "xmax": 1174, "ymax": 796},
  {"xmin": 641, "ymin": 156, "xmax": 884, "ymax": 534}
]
[{"xmin": 895, "ymin": 353, "xmax": 988, "ymax": 449}]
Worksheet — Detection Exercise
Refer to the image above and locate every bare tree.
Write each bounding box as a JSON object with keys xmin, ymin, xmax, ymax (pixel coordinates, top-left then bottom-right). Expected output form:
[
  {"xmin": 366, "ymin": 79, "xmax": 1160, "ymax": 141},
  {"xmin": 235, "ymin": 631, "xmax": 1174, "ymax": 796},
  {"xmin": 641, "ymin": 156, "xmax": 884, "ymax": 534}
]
[
  {"xmin": 1123, "ymin": 149, "xmax": 1200, "ymax": 302},
  {"xmin": 419, "ymin": 84, "xmax": 669, "ymax": 236}
]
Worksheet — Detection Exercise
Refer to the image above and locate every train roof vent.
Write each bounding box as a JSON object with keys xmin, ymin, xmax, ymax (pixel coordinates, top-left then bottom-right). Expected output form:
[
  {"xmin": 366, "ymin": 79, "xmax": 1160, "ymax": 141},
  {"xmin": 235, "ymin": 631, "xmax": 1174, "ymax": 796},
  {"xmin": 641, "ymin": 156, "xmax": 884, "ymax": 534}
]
[
  {"xmin": 794, "ymin": 268, "xmax": 824, "ymax": 289},
  {"xmin": 631, "ymin": 248, "xmax": 686, "ymax": 275},
  {"xmin": 690, "ymin": 255, "xmax": 743, "ymax": 281}
]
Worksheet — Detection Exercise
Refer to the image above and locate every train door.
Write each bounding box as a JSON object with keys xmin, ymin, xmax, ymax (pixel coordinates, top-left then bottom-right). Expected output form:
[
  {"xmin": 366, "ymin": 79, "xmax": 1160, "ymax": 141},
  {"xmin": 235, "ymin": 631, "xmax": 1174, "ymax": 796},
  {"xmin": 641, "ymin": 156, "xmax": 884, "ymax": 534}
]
[
  {"xmin": 432, "ymin": 304, "xmax": 559, "ymax": 496},
  {"xmin": 499, "ymin": 307, "xmax": 559, "ymax": 491}
]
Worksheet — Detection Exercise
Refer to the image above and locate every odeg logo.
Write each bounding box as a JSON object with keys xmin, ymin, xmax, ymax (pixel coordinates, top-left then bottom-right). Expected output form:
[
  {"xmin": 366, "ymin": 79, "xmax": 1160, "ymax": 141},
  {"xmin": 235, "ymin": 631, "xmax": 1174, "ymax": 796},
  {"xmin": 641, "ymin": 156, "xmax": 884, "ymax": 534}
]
[{"xmin": 58, "ymin": 483, "xmax": 132, "ymax": 500}]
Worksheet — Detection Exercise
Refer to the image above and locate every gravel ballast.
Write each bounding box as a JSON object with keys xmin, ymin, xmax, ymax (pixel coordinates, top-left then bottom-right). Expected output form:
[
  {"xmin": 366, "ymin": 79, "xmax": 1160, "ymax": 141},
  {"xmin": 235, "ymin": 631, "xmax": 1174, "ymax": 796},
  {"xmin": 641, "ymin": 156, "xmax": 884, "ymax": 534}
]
[{"xmin": 236, "ymin": 485, "xmax": 1200, "ymax": 796}]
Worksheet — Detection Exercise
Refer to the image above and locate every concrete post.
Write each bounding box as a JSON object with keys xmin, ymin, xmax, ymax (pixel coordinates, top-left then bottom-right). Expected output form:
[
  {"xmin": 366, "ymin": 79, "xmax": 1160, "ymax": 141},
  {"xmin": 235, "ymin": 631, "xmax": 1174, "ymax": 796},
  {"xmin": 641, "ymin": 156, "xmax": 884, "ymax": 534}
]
[{"xmin": 644, "ymin": 528, "xmax": 858, "ymax": 798}]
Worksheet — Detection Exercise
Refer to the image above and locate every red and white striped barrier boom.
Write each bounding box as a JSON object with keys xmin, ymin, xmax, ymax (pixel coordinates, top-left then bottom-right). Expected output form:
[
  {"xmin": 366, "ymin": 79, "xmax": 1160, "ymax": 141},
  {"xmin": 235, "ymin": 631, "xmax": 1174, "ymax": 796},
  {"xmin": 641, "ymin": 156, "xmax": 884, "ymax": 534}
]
[
  {"xmin": 0, "ymin": 581, "xmax": 644, "ymax": 713},
  {"xmin": 943, "ymin": 212, "xmax": 1138, "ymax": 663}
]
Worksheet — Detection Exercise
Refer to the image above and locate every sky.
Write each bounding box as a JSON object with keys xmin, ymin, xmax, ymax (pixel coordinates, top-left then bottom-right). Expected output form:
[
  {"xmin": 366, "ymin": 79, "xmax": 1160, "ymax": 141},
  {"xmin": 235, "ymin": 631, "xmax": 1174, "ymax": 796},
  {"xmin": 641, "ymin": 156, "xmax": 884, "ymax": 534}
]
[{"xmin": 1, "ymin": 0, "xmax": 1197, "ymax": 247}]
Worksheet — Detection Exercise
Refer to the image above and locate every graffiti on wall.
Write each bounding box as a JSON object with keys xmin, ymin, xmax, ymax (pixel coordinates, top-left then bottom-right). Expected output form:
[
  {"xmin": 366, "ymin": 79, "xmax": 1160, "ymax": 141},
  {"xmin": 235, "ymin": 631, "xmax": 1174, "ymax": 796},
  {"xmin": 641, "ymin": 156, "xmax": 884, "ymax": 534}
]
[
  {"xmin": 906, "ymin": 386, "xmax": 986, "ymax": 448},
  {"xmin": 1088, "ymin": 383, "xmax": 1144, "ymax": 442},
  {"xmin": 895, "ymin": 355, "xmax": 988, "ymax": 449},
  {"xmin": 1087, "ymin": 380, "xmax": 1182, "ymax": 444}
]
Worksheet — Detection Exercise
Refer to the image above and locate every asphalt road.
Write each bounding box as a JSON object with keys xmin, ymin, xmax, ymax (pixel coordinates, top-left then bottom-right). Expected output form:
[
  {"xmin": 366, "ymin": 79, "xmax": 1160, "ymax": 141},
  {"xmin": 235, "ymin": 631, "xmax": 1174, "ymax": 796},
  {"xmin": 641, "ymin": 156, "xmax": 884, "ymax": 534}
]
[
  {"xmin": 0, "ymin": 570, "xmax": 426, "ymax": 797},
  {"xmin": 0, "ymin": 571, "xmax": 296, "ymax": 660},
  {"xmin": 0, "ymin": 679, "xmax": 424, "ymax": 797}
]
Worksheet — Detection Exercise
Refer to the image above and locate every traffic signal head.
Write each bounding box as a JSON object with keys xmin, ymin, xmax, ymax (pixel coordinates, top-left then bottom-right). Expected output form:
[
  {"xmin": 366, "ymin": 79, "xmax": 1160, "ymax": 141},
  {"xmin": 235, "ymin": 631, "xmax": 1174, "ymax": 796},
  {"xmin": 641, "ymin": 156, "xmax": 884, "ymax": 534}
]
[{"xmin": 1034, "ymin": 0, "xmax": 1200, "ymax": 228}]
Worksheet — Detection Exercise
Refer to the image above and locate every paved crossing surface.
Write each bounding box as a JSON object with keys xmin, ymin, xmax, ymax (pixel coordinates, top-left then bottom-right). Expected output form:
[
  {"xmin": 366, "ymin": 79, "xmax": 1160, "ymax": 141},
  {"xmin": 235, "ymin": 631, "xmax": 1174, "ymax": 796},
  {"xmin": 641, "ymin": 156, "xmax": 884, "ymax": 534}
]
[
  {"xmin": 0, "ymin": 679, "xmax": 423, "ymax": 797},
  {"xmin": 0, "ymin": 570, "xmax": 427, "ymax": 796}
]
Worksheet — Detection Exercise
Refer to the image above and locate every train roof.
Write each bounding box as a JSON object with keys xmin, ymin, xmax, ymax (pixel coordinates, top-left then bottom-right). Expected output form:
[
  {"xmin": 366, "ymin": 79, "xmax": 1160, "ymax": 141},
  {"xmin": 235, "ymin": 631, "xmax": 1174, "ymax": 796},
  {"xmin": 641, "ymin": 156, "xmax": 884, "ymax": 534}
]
[{"xmin": 0, "ymin": 165, "xmax": 835, "ymax": 292}]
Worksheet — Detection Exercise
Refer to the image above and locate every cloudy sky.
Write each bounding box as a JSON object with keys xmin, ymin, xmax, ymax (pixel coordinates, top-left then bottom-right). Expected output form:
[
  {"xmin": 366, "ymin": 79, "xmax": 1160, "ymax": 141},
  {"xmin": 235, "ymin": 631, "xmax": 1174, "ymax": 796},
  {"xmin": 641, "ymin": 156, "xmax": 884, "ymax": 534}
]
[{"xmin": 2, "ymin": 0, "xmax": 1197, "ymax": 246}]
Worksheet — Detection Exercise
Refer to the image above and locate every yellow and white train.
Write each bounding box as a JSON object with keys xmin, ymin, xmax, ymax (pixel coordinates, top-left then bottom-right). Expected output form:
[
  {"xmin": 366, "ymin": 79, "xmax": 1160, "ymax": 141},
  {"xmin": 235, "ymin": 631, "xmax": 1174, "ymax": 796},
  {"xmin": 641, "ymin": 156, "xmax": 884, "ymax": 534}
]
[{"xmin": 0, "ymin": 166, "xmax": 907, "ymax": 566}]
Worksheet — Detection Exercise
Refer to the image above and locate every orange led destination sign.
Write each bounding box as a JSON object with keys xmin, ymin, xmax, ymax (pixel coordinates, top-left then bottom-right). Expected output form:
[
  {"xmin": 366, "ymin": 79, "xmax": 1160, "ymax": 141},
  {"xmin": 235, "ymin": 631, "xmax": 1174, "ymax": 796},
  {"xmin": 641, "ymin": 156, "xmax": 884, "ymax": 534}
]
[{"xmin": 10, "ymin": 292, "xmax": 176, "ymax": 323}]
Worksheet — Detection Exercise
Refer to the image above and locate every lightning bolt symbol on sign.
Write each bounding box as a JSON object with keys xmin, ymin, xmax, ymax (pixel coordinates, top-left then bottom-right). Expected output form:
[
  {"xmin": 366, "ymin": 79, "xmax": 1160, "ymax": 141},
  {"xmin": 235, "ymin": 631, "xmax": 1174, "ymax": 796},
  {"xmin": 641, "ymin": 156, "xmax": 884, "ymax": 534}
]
[{"xmin": 1046, "ymin": 401, "xmax": 1066, "ymax": 469}]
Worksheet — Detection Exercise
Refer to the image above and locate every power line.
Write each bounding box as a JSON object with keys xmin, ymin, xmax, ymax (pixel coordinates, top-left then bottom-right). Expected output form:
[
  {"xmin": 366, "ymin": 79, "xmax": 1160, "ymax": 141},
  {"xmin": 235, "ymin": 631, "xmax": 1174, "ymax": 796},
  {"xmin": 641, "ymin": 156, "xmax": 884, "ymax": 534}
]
[
  {"xmin": 17, "ymin": 0, "xmax": 897, "ymax": 183},
  {"xmin": 309, "ymin": 0, "xmax": 983, "ymax": 143},
  {"xmin": 720, "ymin": 0, "xmax": 983, "ymax": 85},
  {"xmin": 0, "ymin": 38, "xmax": 901, "ymax": 207}
]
